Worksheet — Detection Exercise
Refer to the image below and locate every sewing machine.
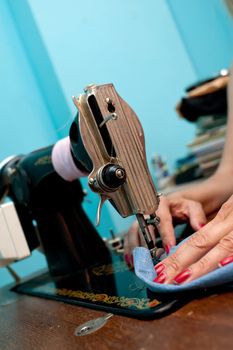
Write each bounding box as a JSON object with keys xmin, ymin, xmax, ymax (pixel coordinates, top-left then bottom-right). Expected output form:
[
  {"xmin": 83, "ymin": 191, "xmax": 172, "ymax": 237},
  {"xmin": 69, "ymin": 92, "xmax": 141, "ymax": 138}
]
[{"xmin": 0, "ymin": 84, "xmax": 184, "ymax": 318}]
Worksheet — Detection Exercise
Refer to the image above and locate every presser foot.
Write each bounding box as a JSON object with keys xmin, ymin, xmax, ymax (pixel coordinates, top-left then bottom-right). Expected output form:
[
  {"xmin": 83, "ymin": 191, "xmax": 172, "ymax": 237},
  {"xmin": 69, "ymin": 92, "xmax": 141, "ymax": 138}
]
[
  {"xmin": 136, "ymin": 213, "xmax": 162, "ymax": 264},
  {"xmin": 149, "ymin": 247, "xmax": 162, "ymax": 265}
]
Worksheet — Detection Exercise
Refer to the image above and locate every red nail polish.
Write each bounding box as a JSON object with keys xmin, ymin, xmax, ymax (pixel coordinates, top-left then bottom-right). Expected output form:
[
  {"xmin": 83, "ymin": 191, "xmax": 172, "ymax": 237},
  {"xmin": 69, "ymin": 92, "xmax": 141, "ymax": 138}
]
[
  {"xmin": 154, "ymin": 261, "xmax": 164, "ymax": 271},
  {"xmin": 165, "ymin": 244, "xmax": 170, "ymax": 254},
  {"xmin": 199, "ymin": 223, "xmax": 206, "ymax": 228},
  {"xmin": 154, "ymin": 263, "xmax": 165, "ymax": 275},
  {"xmin": 124, "ymin": 254, "xmax": 131, "ymax": 265},
  {"xmin": 153, "ymin": 272, "xmax": 166, "ymax": 284},
  {"xmin": 174, "ymin": 269, "xmax": 191, "ymax": 284},
  {"xmin": 219, "ymin": 255, "xmax": 233, "ymax": 267}
]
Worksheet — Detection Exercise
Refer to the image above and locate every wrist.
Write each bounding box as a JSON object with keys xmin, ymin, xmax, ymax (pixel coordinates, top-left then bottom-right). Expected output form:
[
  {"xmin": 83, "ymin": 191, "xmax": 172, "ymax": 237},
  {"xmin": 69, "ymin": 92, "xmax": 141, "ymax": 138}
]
[{"xmin": 183, "ymin": 170, "xmax": 233, "ymax": 215}]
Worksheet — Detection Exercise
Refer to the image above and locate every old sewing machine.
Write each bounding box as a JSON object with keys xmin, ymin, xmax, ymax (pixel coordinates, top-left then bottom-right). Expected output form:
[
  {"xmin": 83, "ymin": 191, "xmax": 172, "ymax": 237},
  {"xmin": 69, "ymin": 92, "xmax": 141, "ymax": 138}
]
[{"xmin": 0, "ymin": 83, "xmax": 217, "ymax": 318}]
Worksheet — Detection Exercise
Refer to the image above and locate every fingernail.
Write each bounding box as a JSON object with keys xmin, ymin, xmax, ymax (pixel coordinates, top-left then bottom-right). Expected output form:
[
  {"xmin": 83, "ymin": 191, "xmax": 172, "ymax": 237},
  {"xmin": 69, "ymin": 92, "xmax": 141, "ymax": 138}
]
[
  {"xmin": 153, "ymin": 272, "xmax": 166, "ymax": 284},
  {"xmin": 153, "ymin": 261, "xmax": 163, "ymax": 270},
  {"xmin": 199, "ymin": 223, "xmax": 206, "ymax": 229},
  {"xmin": 154, "ymin": 263, "xmax": 165, "ymax": 275},
  {"xmin": 165, "ymin": 244, "xmax": 171, "ymax": 254},
  {"xmin": 219, "ymin": 255, "xmax": 233, "ymax": 267},
  {"xmin": 174, "ymin": 268, "xmax": 191, "ymax": 284},
  {"xmin": 124, "ymin": 254, "xmax": 131, "ymax": 265}
]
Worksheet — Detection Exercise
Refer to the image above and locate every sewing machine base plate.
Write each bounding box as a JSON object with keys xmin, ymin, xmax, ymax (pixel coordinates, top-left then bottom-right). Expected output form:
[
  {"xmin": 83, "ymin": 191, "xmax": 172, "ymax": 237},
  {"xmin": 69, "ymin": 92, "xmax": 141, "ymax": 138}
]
[{"xmin": 13, "ymin": 253, "xmax": 233, "ymax": 319}]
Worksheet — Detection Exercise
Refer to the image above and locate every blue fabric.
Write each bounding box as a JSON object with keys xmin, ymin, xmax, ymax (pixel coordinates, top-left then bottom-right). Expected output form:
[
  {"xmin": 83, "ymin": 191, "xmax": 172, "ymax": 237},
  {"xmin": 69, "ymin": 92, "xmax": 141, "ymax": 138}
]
[{"xmin": 133, "ymin": 242, "xmax": 233, "ymax": 294}]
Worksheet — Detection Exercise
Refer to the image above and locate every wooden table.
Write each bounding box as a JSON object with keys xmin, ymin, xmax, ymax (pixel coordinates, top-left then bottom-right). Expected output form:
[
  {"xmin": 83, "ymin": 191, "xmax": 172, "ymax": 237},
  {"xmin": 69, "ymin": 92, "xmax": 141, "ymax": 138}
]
[{"xmin": 0, "ymin": 286, "xmax": 233, "ymax": 350}]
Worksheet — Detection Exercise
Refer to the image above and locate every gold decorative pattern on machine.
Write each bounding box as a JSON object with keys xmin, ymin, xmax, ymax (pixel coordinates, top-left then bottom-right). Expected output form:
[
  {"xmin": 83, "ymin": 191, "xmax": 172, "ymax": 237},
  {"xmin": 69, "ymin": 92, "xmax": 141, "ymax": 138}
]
[
  {"xmin": 91, "ymin": 261, "xmax": 128, "ymax": 276},
  {"xmin": 34, "ymin": 156, "xmax": 52, "ymax": 166},
  {"xmin": 42, "ymin": 286, "xmax": 160, "ymax": 310}
]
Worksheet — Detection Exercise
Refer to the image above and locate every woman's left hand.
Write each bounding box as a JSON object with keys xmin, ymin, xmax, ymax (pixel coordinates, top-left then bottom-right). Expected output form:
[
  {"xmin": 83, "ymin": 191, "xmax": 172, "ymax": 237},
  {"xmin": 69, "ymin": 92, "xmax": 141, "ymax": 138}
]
[{"xmin": 154, "ymin": 194, "xmax": 233, "ymax": 284}]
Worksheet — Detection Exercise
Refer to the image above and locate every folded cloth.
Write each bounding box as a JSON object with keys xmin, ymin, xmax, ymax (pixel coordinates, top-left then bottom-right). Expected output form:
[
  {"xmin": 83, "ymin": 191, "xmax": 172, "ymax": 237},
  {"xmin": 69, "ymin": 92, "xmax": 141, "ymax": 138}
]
[{"xmin": 133, "ymin": 243, "xmax": 233, "ymax": 294}]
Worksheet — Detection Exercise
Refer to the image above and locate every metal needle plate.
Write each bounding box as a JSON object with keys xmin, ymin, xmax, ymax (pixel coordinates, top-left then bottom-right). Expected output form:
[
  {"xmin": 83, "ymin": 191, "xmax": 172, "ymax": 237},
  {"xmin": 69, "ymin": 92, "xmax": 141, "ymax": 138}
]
[{"xmin": 74, "ymin": 313, "xmax": 113, "ymax": 336}]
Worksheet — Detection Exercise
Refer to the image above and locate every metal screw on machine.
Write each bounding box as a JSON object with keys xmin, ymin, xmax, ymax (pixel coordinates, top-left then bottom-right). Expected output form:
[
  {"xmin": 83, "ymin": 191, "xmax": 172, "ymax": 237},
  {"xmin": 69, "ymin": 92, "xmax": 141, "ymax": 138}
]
[
  {"xmin": 115, "ymin": 168, "xmax": 125, "ymax": 179},
  {"xmin": 99, "ymin": 112, "xmax": 118, "ymax": 128},
  {"xmin": 74, "ymin": 313, "xmax": 114, "ymax": 336},
  {"xmin": 88, "ymin": 177, "xmax": 95, "ymax": 186}
]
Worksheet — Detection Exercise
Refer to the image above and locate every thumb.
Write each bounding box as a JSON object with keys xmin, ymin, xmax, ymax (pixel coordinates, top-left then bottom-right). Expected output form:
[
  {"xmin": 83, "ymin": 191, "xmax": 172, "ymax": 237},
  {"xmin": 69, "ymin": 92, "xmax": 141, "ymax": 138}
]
[
  {"xmin": 188, "ymin": 200, "xmax": 207, "ymax": 231},
  {"xmin": 157, "ymin": 196, "xmax": 176, "ymax": 252}
]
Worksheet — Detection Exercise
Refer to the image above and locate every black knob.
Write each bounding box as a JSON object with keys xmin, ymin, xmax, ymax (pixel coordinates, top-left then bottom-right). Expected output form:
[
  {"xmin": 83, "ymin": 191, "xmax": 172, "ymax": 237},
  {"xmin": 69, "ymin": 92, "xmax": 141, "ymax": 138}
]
[{"xmin": 100, "ymin": 164, "xmax": 126, "ymax": 191}]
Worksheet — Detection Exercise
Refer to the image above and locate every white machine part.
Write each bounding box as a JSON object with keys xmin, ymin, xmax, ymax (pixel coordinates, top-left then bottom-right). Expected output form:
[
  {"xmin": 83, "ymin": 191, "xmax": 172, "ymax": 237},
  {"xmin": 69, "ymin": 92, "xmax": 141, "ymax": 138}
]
[{"xmin": 0, "ymin": 202, "xmax": 30, "ymax": 267}]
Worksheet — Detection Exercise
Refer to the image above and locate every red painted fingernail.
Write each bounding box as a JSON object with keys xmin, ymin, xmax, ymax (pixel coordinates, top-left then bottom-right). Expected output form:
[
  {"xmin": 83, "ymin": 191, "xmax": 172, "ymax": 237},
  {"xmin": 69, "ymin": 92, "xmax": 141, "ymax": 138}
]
[
  {"xmin": 154, "ymin": 261, "xmax": 163, "ymax": 268},
  {"xmin": 153, "ymin": 272, "xmax": 166, "ymax": 284},
  {"xmin": 165, "ymin": 244, "xmax": 171, "ymax": 254},
  {"xmin": 219, "ymin": 255, "xmax": 233, "ymax": 267},
  {"xmin": 124, "ymin": 254, "xmax": 131, "ymax": 265},
  {"xmin": 174, "ymin": 269, "xmax": 191, "ymax": 284},
  {"xmin": 154, "ymin": 263, "xmax": 165, "ymax": 275},
  {"xmin": 199, "ymin": 223, "xmax": 206, "ymax": 229}
]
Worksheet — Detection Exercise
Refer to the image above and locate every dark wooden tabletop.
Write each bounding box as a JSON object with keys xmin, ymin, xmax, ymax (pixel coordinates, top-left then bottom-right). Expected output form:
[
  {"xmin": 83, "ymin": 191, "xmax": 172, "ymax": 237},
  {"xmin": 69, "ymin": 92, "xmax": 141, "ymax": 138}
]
[{"xmin": 0, "ymin": 287, "xmax": 233, "ymax": 350}]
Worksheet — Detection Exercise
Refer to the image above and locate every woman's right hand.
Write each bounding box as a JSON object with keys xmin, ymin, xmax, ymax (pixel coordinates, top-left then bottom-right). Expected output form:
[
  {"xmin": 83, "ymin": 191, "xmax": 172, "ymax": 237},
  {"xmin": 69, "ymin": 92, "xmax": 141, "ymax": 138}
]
[{"xmin": 124, "ymin": 192, "xmax": 207, "ymax": 264}]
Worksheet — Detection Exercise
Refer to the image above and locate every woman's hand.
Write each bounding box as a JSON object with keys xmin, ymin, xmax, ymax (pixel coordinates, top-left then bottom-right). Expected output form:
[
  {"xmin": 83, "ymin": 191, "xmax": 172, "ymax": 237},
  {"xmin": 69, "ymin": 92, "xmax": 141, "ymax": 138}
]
[
  {"xmin": 124, "ymin": 193, "xmax": 207, "ymax": 264},
  {"xmin": 154, "ymin": 194, "xmax": 233, "ymax": 284}
]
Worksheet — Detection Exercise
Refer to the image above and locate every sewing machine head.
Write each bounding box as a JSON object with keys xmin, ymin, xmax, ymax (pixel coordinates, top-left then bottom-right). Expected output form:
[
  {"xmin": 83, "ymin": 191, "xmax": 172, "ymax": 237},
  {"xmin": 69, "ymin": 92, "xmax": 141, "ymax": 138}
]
[{"xmin": 72, "ymin": 83, "xmax": 160, "ymax": 259}]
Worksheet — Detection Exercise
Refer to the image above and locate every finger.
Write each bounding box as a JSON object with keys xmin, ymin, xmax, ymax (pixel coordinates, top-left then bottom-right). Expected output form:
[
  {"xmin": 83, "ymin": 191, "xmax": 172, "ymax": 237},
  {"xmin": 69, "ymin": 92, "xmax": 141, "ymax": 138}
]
[
  {"xmin": 156, "ymin": 196, "xmax": 176, "ymax": 252},
  {"xmin": 187, "ymin": 200, "xmax": 207, "ymax": 231},
  {"xmin": 157, "ymin": 216, "xmax": 232, "ymax": 283},
  {"xmin": 123, "ymin": 234, "xmax": 130, "ymax": 264},
  {"xmin": 173, "ymin": 231, "xmax": 233, "ymax": 284}
]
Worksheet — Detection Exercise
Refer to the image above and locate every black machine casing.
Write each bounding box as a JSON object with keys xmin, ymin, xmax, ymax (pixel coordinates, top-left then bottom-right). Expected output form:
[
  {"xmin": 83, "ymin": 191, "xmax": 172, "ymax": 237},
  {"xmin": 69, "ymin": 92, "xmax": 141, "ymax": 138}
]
[{"xmin": 0, "ymin": 143, "xmax": 110, "ymax": 277}]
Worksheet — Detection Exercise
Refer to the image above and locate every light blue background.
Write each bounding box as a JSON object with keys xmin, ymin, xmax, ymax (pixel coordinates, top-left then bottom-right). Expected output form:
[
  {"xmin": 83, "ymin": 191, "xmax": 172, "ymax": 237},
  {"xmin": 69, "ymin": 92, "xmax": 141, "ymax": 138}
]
[{"xmin": 1, "ymin": 0, "xmax": 233, "ymax": 286}]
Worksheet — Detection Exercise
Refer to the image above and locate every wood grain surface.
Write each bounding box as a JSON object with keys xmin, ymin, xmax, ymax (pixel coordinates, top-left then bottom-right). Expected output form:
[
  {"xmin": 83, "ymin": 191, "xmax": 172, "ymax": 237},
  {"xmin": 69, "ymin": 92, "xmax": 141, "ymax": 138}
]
[{"xmin": 1, "ymin": 288, "xmax": 233, "ymax": 350}]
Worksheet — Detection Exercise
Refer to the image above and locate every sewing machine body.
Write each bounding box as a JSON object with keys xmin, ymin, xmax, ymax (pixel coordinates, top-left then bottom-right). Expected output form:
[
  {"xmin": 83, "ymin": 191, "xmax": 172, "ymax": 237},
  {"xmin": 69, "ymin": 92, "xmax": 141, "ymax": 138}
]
[
  {"xmin": 73, "ymin": 83, "xmax": 159, "ymax": 219},
  {"xmin": 72, "ymin": 84, "xmax": 160, "ymax": 257}
]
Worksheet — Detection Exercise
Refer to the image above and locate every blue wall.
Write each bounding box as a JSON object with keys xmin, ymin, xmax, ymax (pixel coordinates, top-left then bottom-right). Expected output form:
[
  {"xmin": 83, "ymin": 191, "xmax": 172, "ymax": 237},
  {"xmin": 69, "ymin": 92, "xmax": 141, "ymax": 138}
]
[
  {"xmin": 167, "ymin": 0, "xmax": 233, "ymax": 78},
  {"xmin": 0, "ymin": 0, "xmax": 54, "ymax": 285},
  {"xmin": 1, "ymin": 0, "xmax": 233, "ymax": 286},
  {"xmin": 0, "ymin": 0, "xmax": 58, "ymax": 159}
]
